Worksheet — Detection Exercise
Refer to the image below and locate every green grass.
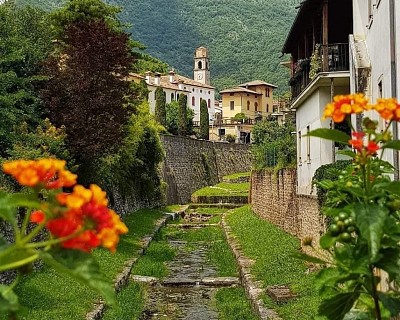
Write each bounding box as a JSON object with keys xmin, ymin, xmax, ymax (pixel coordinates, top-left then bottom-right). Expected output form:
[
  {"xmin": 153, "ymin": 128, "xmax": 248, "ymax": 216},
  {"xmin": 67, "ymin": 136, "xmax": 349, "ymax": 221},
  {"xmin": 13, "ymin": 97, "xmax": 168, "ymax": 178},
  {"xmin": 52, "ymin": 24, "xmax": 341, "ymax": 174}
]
[
  {"xmin": 102, "ymin": 282, "xmax": 145, "ymax": 320},
  {"xmin": 225, "ymin": 205, "xmax": 321, "ymax": 320},
  {"xmin": 131, "ymin": 233, "xmax": 176, "ymax": 278},
  {"xmin": 3, "ymin": 209, "xmax": 164, "ymax": 320},
  {"xmin": 192, "ymin": 182, "xmax": 249, "ymax": 197},
  {"xmin": 223, "ymin": 172, "xmax": 251, "ymax": 180},
  {"xmin": 163, "ymin": 225, "xmax": 238, "ymax": 277},
  {"xmin": 160, "ymin": 204, "xmax": 186, "ymax": 212},
  {"xmin": 215, "ymin": 287, "xmax": 258, "ymax": 320}
]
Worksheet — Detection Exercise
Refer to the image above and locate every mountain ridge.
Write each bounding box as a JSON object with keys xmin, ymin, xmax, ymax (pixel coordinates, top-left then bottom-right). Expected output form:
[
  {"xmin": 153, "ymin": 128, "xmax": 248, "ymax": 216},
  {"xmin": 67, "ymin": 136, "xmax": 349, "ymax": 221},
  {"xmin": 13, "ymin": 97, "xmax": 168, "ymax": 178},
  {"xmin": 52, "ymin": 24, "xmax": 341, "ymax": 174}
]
[{"xmin": 16, "ymin": 0, "xmax": 300, "ymax": 95}]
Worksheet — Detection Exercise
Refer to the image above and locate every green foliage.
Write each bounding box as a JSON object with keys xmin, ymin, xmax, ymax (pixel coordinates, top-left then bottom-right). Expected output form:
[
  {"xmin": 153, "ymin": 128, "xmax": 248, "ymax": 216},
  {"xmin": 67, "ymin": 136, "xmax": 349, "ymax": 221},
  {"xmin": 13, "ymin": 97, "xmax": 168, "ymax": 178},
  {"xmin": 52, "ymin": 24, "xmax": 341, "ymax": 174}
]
[
  {"xmin": 304, "ymin": 116, "xmax": 400, "ymax": 319},
  {"xmin": 309, "ymin": 44, "xmax": 321, "ymax": 80},
  {"xmin": 312, "ymin": 160, "xmax": 352, "ymax": 207},
  {"xmin": 233, "ymin": 113, "xmax": 246, "ymax": 121},
  {"xmin": 154, "ymin": 87, "xmax": 167, "ymax": 127},
  {"xmin": 0, "ymin": 2, "xmax": 52, "ymax": 157},
  {"xmin": 251, "ymin": 119, "xmax": 296, "ymax": 169},
  {"xmin": 199, "ymin": 99, "xmax": 209, "ymax": 140},
  {"xmin": 178, "ymin": 94, "xmax": 188, "ymax": 136},
  {"xmin": 225, "ymin": 134, "xmax": 236, "ymax": 143},
  {"xmin": 165, "ymin": 101, "xmax": 194, "ymax": 136},
  {"xmin": 215, "ymin": 287, "xmax": 258, "ymax": 320}
]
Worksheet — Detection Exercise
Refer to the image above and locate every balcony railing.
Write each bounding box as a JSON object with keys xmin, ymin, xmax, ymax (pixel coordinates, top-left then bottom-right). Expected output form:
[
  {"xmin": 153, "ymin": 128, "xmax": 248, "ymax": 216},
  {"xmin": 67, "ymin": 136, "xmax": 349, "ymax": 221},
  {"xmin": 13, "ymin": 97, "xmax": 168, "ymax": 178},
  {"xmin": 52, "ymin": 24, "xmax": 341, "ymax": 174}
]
[{"xmin": 290, "ymin": 43, "xmax": 349, "ymax": 100}]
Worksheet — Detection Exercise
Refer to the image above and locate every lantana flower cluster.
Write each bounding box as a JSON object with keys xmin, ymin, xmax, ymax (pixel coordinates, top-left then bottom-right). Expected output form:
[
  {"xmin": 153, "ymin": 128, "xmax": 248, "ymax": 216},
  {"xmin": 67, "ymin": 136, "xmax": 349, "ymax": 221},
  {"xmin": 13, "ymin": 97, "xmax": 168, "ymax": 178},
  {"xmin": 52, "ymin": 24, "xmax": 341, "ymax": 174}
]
[{"xmin": 2, "ymin": 159, "xmax": 127, "ymax": 253}]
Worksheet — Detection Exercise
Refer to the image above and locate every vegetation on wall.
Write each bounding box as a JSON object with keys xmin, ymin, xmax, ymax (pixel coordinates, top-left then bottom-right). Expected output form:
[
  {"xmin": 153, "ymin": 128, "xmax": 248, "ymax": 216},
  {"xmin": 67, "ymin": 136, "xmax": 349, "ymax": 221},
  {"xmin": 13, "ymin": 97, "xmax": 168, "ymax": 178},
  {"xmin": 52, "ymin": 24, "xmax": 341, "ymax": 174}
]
[
  {"xmin": 178, "ymin": 94, "xmax": 188, "ymax": 136},
  {"xmin": 15, "ymin": 0, "xmax": 299, "ymax": 95},
  {"xmin": 165, "ymin": 101, "xmax": 194, "ymax": 136},
  {"xmin": 251, "ymin": 119, "xmax": 296, "ymax": 169}
]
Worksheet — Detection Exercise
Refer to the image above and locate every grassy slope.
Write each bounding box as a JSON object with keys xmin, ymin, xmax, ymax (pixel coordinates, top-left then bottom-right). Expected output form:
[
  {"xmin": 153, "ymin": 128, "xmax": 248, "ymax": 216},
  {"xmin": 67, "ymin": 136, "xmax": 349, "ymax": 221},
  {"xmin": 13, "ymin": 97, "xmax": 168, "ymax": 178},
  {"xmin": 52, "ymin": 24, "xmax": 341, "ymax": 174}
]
[
  {"xmin": 2, "ymin": 209, "xmax": 164, "ymax": 320},
  {"xmin": 226, "ymin": 205, "xmax": 321, "ymax": 320},
  {"xmin": 16, "ymin": 0, "xmax": 299, "ymax": 95}
]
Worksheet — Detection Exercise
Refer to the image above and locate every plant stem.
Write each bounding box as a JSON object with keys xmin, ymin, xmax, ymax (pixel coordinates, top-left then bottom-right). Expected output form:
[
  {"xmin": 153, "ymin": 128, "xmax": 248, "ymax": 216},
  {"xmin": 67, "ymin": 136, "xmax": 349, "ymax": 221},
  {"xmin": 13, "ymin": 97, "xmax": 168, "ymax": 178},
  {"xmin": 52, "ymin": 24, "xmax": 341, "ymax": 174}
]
[{"xmin": 370, "ymin": 266, "xmax": 382, "ymax": 320}]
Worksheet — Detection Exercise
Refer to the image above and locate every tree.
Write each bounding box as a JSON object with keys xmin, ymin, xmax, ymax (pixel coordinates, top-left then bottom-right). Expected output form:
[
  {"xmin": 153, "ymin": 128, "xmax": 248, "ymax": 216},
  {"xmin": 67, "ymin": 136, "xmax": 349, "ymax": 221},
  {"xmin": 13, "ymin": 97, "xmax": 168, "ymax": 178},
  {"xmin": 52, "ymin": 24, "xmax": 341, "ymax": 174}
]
[
  {"xmin": 42, "ymin": 18, "xmax": 135, "ymax": 164},
  {"xmin": 178, "ymin": 94, "xmax": 188, "ymax": 136},
  {"xmin": 165, "ymin": 101, "xmax": 194, "ymax": 136},
  {"xmin": 0, "ymin": 3, "xmax": 52, "ymax": 157},
  {"xmin": 199, "ymin": 99, "xmax": 209, "ymax": 140},
  {"xmin": 154, "ymin": 87, "xmax": 166, "ymax": 126}
]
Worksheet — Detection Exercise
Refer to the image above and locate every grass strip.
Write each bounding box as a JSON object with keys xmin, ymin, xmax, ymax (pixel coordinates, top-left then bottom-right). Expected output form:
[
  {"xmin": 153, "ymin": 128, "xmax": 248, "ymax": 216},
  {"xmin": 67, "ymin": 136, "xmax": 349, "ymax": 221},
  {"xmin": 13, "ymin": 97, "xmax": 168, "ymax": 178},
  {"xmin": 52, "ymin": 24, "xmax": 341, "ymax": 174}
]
[
  {"xmin": 3, "ymin": 209, "xmax": 164, "ymax": 320},
  {"xmin": 163, "ymin": 224, "xmax": 238, "ymax": 277},
  {"xmin": 225, "ymin": 205, "xmax": 321, "ymax": 320},
  {"xmin": 215, "ymin": 287, "xmax": 258, "ymax": 320},
  {"xmin": 192, "ymin": 182, "xmax": 249, "ymax": 197},
  {"xmin": 222, "ymin": 172, "xmax": 250, "ymax": 180}
]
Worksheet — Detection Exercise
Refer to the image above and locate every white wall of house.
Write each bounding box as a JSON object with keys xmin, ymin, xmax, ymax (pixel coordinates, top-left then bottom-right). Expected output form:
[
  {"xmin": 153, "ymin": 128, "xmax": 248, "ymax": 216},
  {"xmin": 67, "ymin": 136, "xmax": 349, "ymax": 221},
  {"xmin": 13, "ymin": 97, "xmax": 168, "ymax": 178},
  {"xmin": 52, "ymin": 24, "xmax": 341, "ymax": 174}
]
[
  {"xmin": 296, "ymin": 85, "xmax": 350, "ymax": 195},
  {"xmin": 352, "ymin": 0, "xmax": 400, "ymax": 166}
]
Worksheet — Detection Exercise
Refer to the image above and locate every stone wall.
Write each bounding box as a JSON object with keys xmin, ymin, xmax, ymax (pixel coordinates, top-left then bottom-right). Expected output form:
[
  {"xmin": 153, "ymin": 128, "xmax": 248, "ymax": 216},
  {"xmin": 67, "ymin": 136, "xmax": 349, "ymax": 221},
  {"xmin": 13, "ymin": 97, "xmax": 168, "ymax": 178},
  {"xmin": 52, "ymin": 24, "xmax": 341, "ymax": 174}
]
[
  {"xmin": 160, "ymin": 135, "xmax": 252, "ymax": 204},
  {"xmin": 250, "ymin": 168, "xmax": 324, "ymax": 242}
]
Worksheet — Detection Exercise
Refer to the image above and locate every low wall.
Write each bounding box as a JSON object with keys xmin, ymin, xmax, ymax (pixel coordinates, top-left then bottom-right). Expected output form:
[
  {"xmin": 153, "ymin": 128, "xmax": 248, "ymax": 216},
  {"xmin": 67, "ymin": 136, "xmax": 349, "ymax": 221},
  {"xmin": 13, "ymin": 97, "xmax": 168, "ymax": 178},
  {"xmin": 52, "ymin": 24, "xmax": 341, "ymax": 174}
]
[
  {"xmin": 160, "ymin": 135, "xmax": 252, "ymax": 204},
  {"xmin": 250, "ymin": 168, "xmax": 324, "ymax": 243}
]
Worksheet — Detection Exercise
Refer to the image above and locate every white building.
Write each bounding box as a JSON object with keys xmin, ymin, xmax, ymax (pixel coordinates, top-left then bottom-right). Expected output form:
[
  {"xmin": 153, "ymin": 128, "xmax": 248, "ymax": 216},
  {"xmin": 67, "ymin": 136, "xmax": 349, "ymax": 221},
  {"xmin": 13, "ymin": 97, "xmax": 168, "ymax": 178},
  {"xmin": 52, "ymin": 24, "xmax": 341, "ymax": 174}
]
[
  {"xmin": 144, "ymin": 47, "xmax": 215, "ymax": 123},
  {"xmin": 282, "ymin": 0, "xmax": 353, "ymax": 194},
  {"xmin": 351, "ymin": 0, "xmax": 400, "ymax": 175}
]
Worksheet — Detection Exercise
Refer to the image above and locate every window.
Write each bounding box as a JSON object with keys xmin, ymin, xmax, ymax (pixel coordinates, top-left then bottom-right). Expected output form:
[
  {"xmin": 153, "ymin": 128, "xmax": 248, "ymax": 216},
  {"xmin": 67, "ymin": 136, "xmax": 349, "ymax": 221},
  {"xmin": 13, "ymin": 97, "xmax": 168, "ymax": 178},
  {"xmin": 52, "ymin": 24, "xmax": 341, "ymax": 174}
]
[
  {"xmin": 306, "ymin": 125, "xmax": 311, "ymax": 162},
  {"xmin": 230, "ymin": 101, "xmax": 234, "ymax": 110},
  {"xmin": 378, "ymin": 79, "xmax": 383, "ymax": 98},
  {"xmin": 255, "ymin": 102, "xmax": 258, "ymax": 112},
  {"xmin": 267, "ymin": 103, "xmax": 270, "ymax": 112},
  {"xmin": 177, "ymin": 94, "xmax": 180, "ymax": 100},
  {"xmin": 230, "ymin": 93, "xmax": 234, "ymax": 96},
  {"xmin": 247, "ymin": 101, "xmax": 250, "ymax": 110},
  {"xmin": 200, "ymin": 89, "xmax": 203, "ymax": 93},
  {"xmin": 171, "ymin": 93, "xmax": 174, "ymax": 101},
  {"xmin": 266, "ymin": 88, "xmax": 270, "ymax": 97},
  {"xmin": 192, "ymin": 88, "xmax": 195, "ymax": 92},
  {"xmin": 298, "ymin": 131, "xmax": 302, "ymax": 164},
  {"xmin": 199, "ymin": 97, "xmax": 202, "ymax": 106},
  {"xmin": 208, "ymin": 99, "xmax": 211, "ymax": 108},
  {"xmin": 192, "ymin": 96, "xmax": 195, "ymax": 106},
  {"xmin": 198, "ymin": 61, "xmax": 202, "ymax": 69}
]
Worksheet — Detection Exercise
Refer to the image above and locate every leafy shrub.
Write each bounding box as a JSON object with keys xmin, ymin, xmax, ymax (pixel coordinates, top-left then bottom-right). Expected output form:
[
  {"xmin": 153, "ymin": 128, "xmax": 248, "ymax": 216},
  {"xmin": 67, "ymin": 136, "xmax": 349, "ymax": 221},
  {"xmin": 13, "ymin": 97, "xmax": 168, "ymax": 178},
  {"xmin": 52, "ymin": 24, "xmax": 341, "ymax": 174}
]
[{"xmin": 225, "ymin": 134, "xmax": 236, "ymax": 143}]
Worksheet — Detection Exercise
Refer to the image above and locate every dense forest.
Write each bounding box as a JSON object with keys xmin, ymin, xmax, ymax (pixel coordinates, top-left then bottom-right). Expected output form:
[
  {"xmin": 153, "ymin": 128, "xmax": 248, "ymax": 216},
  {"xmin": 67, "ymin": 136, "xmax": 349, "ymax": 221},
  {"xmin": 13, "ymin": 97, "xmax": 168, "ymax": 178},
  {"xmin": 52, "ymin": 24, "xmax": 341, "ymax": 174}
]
[{"xmin": 16, "ymin": 0, "xmax": 300, "ymax": 95}]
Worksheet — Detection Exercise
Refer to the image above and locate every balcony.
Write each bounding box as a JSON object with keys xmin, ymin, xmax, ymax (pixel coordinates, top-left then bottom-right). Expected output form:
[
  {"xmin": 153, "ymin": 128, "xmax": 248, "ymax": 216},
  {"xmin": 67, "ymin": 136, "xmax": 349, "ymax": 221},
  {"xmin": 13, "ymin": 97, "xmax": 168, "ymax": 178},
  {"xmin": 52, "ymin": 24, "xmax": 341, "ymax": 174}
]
[{"xmin": 290, "ymin": 43, "xmax": 349, "ymax": 100}]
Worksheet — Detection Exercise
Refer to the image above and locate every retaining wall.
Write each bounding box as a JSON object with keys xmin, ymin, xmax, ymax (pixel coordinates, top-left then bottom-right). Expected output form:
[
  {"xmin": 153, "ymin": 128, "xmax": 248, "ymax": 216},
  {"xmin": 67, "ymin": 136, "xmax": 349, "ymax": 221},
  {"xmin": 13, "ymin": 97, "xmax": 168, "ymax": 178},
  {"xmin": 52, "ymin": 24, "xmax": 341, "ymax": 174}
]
[
  {"xmin": 160, "ymin": 135, "xmax": 252, "ymax": 204},
  {"xmin": 250, "ymin": 168, "xmax": 324, "ymax": 243}
]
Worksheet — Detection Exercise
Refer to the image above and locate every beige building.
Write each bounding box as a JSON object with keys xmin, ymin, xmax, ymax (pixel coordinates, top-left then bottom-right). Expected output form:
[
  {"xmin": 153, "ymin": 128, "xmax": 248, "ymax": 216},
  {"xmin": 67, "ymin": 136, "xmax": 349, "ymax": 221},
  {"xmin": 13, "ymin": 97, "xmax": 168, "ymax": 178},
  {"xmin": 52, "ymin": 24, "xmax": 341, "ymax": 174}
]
[{"xmin": 213, "ymin": 80, "xmax": 277, "ymax": 142}]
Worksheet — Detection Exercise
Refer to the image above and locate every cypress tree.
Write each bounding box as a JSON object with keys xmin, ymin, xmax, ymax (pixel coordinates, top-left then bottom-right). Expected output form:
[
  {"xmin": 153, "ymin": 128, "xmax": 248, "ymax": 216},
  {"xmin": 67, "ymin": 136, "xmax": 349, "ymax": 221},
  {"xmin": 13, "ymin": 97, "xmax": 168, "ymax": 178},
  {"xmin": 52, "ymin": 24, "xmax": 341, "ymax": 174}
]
[
  {"xmin": 154, "ymin": 87, "xmax": 166, "ymax": 126},
  {"xmin": 199, "ymin": 99, "xmax": 209, "ymax": 140},
  {"xmin": 178, "ymin": 94, "xmax": 187, "ymax": 136}
]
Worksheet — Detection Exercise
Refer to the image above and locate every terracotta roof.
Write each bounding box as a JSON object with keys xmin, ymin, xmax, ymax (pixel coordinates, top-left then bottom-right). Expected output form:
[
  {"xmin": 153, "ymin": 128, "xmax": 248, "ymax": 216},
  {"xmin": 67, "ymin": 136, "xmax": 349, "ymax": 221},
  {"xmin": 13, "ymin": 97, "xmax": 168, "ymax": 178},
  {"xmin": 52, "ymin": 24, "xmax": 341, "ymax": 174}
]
[
  {"xmin": 238, "ymin": 80, "xmax": 278, "ymax": 88},
  {"xmin": 127, "ymin": 73, "xmax": 144, "ymax": 80},
  {"xmin": 164, "ymin": 74, "xmax": 214, "ymax": 89},
  {"xmin": 220, "ymin": 87, "xmax": 261, "ymax": 95}
]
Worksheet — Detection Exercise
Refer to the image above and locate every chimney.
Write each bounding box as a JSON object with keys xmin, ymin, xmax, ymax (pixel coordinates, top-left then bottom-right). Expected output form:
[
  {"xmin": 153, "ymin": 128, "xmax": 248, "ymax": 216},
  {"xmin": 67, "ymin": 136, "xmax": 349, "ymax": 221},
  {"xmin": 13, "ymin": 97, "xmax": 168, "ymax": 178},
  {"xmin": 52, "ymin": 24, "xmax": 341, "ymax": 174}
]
[
  {"xmin": 178, "ymin": 80, "xmax": 184, "ymax": 90},
  {"xmin": 169, "ymin": 69, "xmax": 175, "ymax": 83},
  {"xmin": 145, "ymin": 71, "xmax": 152, "ymax": 84},
  {"xmin": 154, "ymin": 72, "xmax": 161, "ymax": 86}
]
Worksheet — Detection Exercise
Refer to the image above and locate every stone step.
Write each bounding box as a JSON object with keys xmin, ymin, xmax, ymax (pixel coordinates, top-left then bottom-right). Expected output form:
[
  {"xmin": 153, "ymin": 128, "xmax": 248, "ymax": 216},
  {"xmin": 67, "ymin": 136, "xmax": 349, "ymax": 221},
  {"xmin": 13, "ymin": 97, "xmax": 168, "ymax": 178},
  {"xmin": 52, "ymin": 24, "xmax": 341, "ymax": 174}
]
[{"xmin": 131, "ymin": 275, "xmax": 240, "ymax": 287}]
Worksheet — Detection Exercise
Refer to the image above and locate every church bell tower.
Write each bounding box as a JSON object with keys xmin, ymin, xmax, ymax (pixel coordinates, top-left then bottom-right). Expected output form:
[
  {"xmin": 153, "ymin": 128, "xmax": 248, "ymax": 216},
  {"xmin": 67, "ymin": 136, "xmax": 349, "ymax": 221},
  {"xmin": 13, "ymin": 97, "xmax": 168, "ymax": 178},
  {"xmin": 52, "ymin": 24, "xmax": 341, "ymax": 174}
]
[{"xmin": 193, "ymin": 47, "xmax": 210, "ymax": 85}]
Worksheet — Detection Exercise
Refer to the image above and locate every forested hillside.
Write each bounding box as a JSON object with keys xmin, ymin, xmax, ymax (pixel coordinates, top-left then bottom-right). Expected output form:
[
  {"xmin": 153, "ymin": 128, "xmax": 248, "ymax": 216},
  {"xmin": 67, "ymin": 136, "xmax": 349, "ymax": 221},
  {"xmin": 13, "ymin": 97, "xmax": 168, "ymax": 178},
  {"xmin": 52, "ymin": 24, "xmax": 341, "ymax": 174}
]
[{"xmin": 16, "ymin": 0, "xmax": 300, "ymax": 95}]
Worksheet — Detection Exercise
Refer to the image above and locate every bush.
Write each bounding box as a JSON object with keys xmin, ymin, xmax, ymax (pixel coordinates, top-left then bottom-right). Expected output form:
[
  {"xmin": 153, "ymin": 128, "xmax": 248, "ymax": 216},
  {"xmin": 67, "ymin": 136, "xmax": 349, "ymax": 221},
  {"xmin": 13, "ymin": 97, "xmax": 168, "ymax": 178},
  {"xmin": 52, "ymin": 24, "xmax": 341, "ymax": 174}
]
[{"xmin": 225, "ymin": 134, "xmax": 236, "ymax": 143}]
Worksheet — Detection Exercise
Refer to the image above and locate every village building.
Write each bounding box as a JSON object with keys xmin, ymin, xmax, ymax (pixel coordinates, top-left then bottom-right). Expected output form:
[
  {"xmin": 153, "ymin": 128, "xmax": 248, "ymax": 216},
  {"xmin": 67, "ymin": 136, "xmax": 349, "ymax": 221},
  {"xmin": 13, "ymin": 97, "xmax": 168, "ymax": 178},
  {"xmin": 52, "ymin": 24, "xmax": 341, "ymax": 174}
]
[
  {"xmin": 129, "ymin": 47, "xmax": 216, "ymax": 124},
  {"xmin": 350, "ymin": 0, "xmax": 400, "ymax": 178},
  {"xmin": 213, "ymin": 80, "xmax": 277, "ymax": 143},
  {"xmin": 282, "ymin": 0, "xmax": 353, "ymax": 194}
]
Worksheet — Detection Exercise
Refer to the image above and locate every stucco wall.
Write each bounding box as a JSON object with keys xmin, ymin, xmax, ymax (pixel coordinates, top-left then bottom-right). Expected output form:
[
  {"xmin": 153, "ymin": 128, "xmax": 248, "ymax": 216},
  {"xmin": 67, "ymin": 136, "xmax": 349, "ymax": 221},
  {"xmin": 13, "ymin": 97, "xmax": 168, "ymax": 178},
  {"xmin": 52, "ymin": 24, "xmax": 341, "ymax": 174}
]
[
  {"xmin": 160, "ymin": 135, "xmax": 252, "ymax": 204},
  {"xmin": 250, "ymin": 168, "xmax": 325, "ymax": 243}
]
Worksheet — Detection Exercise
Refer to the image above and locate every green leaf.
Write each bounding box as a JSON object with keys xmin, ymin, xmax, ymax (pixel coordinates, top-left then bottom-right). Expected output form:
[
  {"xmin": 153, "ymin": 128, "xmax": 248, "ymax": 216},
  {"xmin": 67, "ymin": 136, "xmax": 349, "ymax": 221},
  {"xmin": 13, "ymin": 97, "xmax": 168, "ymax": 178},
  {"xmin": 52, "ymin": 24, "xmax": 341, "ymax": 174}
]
[
  {"xmin": 320, "ymin": 233, "xmax": 336, "ymax": 249},
  {"xmin": 382, "ymin": 181, "xmax": 400, "ymax": 196},
  {"xmin": 40, "ymin": 249, "xmax": 116, "ymax": 305},
  {"xmin": 336, "ymin": 150, "xmax": 356, "ymax": 158},
  {"xmin": 355, "ymin": 204, "xmax": 387, "ymax": 262},
  {"xmin": 0, "ymin": 285, "xmax": 19, "ymax": 312},
  {"xmin": 0, "ymin": 206, "xmax": 16, "ymax": 223},
  {"xmin": 307, "ymin": 128, "xmax": 351, "ymax": 145},
  {"xmin": 291, "ymin": 252, "xmax": 328, "ymax": 265},
  {"xmin": 377, "ymin": 293, "xmax": 400, "ymax": 316},
  {"xmin": 382, "ymin": 140, "xmax": 400, "ymax": 150},
  {"xmin": 0, "ymin": 248, "xmax": 38, "ymax": 272},
  {"xmin": 318, "ymin": 292, "xmax": 360, "ymax": 320}
]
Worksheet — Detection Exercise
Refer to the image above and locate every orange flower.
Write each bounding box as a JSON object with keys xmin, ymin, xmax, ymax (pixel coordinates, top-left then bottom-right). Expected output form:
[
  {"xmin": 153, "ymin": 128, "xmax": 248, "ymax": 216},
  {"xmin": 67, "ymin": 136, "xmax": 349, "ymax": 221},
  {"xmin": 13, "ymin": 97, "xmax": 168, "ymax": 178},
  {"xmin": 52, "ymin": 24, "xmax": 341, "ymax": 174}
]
[
  {"xmin": 373, "ymin": 98, "xmax": 400, "ymax": 121},
  {"xmin": 367, "ymin": 141, "xmax": 380, "ymax": 155},
  {"xmin": 30, "ymin": 210, "xmax": 46, "ymax": 223},
  {"xmin": 2, "ymin": 159, "xmax": 77, "ymax": 189},
  {"xmin": 48, "ymin": 184, "xmax": 128, "ymax": 252},
  {"xmin": 323, "ymin": 94, "xmax": 369, "ymax": 123}
]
